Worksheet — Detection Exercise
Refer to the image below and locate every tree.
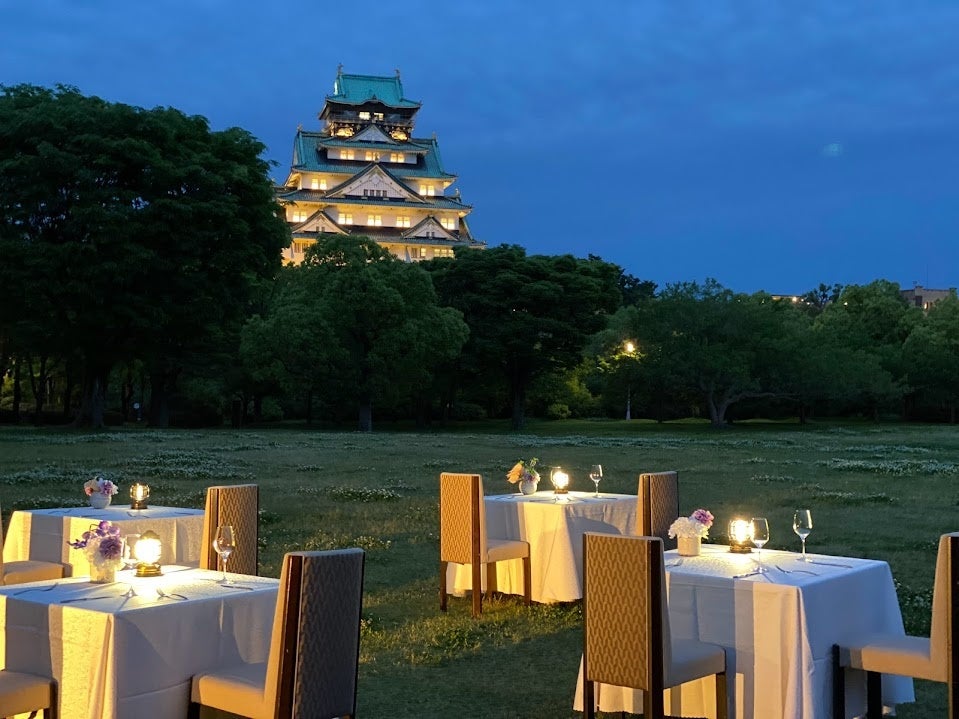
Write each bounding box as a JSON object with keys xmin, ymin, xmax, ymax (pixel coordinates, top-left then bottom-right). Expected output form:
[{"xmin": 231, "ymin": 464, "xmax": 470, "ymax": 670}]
[
  {"xmin": 427, "ymin": 245, "xmax": 621, "ymax": 429},
  {"xmin": 0, "ymin": 84, "xmax": 289, "ymax": 427},
  {"xmin": 266, "ymin": 235, "xmax": 468, "ymax": 431},
  {"xmin": 814, "ymin": 280, "xmax": 917, "ymax": 419},
  {"xmin": 903, "ymin": 296, "xmax": 959, "ymax": 421}
]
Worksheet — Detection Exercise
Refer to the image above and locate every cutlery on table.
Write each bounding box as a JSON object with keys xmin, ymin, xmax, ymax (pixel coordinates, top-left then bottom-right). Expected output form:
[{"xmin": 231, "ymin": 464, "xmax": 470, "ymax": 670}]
[
  {"xmin": 666, "ymin": 559, "xmax": 684, "ymax": 568},
  {"xmin": 11, "ymin": 582, "xmax": 60, "ymax": 596},
  {"xmin": 218, "ymin": 584, "xmax": 254, "ymax": 591},
  {"xmin": 807, "ymin": 560, "xmax": 853, "ymax": 568},
  {"xmin": 60, "ymin": 594, "xmax": 115, "ymax": 604},
  {"xmin": 156, "ymin": 587, "xmax": 188, "ymax": 601},
  {"xmin": 775, "ymin": 564, "xmax": 818, "ymax": 576}
]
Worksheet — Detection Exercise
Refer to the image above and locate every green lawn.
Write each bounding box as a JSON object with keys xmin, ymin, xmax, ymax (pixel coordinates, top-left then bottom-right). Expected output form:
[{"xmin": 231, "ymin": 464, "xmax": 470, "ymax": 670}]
[{"xmin": 0, "ymin": 420, "xmax": 953, "ymax": 717}]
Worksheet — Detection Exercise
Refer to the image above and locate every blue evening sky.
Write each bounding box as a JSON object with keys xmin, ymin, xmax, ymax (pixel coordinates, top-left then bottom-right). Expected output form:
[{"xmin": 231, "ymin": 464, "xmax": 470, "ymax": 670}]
[{"xmin": 3, "ymin": 1, "xmax": 958, "ymax": 294}]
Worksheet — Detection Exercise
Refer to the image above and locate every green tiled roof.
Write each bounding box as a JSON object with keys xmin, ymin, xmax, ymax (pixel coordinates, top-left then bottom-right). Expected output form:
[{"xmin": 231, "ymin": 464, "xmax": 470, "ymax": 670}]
[
  {"xmin": 276, "ymin": 187, "xmax": 471, "ymax": 212},
  {"xmin": 328, "ymin": 72, "xmax": 421, "ymax": 109},
  {"xmin": 290, "ymin": 131, "xmax": 455, "ymax": 179}
]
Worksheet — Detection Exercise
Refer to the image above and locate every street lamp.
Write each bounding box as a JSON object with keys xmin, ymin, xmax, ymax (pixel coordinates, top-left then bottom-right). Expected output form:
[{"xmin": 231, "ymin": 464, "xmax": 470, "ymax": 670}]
[{"xmin": 624, "ymin": 341, "xmax": 636, "ymax": 420}]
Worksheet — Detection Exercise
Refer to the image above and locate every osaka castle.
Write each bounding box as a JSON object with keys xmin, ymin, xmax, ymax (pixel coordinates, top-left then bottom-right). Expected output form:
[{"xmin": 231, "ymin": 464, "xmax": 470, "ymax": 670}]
[{"xmin": 277, "ymin": 67, "xmax": 485, "ymax": 263}]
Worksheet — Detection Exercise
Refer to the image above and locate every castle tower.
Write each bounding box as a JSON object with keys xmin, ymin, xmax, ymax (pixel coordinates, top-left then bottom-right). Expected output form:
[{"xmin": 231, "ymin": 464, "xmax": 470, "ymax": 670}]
[{"xmin": 277, "ymin": 68, "xmax": 484, "ymax": 263}]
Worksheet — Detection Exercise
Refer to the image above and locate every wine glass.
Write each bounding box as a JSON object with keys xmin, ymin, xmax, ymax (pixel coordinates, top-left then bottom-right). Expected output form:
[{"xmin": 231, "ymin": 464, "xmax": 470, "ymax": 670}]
[
  {"xmin": 213, "ymin": 525, "xmax": 236, "ymax": 584},
  {"xmin": 588, "ymin": 464, "xmax": 603, "ymax": 497},
  {"xmin": 120, "ymin": 534, "xmax": 140, "ymax": 597},
  {"xmin": 751, "ymin": 517, "xmax": 770, "ymax": 574},
  {"xmin": 793, "ymin": 509, "xmax": 813, "ymax": 561}
]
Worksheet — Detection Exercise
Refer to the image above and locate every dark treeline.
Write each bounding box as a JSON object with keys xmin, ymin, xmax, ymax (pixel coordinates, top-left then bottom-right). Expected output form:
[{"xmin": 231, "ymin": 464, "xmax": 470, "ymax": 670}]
[{"xmin": 3, "ymin": 86, "xmax": 958, "ymax": 430}]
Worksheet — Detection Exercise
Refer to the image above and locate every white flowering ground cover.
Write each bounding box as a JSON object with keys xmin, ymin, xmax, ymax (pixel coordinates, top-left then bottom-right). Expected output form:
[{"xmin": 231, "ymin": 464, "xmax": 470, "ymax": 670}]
[{"xmin": 0, "ymin": 420, "xmax": 953, "ymax": 718}]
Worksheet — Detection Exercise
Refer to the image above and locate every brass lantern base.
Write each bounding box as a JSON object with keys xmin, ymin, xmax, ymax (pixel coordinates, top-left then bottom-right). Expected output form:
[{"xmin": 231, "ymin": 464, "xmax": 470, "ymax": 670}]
[
  {"xmin": 553, "ymin": 488, "xmax": 568, "ymax": 495},
  {"xmin": 135, "ymin": 563, "xmax": 162, "ymax": 577},
  {"xmin": 728, "ymin": 543, "xmax": 753, "ymax": 554},
  {"xmin": 130, "ymin": 499, "xmax": 148, "ymax": 510}
]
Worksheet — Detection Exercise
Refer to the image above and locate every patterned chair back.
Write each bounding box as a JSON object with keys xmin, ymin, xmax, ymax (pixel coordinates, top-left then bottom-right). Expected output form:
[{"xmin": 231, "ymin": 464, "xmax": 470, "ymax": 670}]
[
  {"xmin": 264, "ymin": 549, "xmax": 365, "ymax": 719},
  {"xmin": 439, "ymin": 473, "xmax": 488, "ymax": 565},
  {"xmin": 638, "ymin": 471, "xmax": 679, "ymax": 550},
  {"xmin": 929, "ymin": 532, "xmax": 959, "ymax": 674},
  {"xmin": 583, "ymin": 533, "xmax": 670, "ymax": 693},
  {"xmin": 200, "ymin": 484, "xmax": 259, "ymax": 575}
]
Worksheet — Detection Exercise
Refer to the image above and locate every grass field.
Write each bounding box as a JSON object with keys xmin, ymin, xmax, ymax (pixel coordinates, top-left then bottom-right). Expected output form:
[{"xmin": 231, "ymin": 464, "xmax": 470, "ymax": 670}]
[{"xmin": 0, "ymin": 420, "xmax": 954, "ymax": 717}]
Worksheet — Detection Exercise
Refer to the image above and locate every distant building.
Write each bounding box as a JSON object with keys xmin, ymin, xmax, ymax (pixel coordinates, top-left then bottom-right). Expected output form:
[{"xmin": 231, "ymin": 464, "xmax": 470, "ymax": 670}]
[
  {"xmin": 901, "ymin": 285, "xmax": 957, "ymax": 311},
  {"xmin": 276, "ymin": 67, "xmax": 485, "ymax": 264}
]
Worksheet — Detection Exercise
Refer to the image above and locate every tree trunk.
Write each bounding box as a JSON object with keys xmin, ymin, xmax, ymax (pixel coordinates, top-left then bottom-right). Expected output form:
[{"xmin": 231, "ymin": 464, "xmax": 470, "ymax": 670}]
[
  {"xmin": 148, "ymin": 368, "xmax": 175, "ymax": 428},
  {"xmin": 12, "ymin": 358, "xmax": 21, "ymax": 423},
  {"xmin": 510, "ymin": 384, "xmax": 526, "ymax": 431},
  {"xmin": 75, "ymin": 369, "xmax": 108, "ymax": 429},
  {"xmin": 358, "ymin": 396, "xmax": 373, "ymax": 432},
  {"xmin": 28, "ymin": 355, "xmax": 49, "ymax": 425}
]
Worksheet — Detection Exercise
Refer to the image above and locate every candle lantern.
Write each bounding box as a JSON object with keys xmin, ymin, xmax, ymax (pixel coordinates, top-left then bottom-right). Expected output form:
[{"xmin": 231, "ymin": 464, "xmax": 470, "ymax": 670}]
[
  {"xmin": 134, "ymin": 529, "xmax": 163, "ymax": 577},
  {"xmin": 130, "ymin": 482, "xmax": 150, "ymax": 510},
  {"xmin": 550, "ymin": 467, "xmax": 570, "ymax": 495},
  {"xmin": 728, "ymin": 519, "xmax": 754, "ymax": 553}
]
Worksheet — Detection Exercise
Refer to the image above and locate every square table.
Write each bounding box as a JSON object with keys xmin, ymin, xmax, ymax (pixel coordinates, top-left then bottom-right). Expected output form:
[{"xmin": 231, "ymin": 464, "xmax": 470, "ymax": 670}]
[
  {"xmin": 447, "ymin": 491, "xmax": 637, "ymax": 603},
  {"xmin": 573, "ymin": 544, "xmax": 914, "ymax": 719},
  {"xmin": 3, "ymin": 505, "xmax": 205, "ymax": 576},
  {"xmin": 0, "ymin": 568, "xmax": 278, "ymax": 719}
]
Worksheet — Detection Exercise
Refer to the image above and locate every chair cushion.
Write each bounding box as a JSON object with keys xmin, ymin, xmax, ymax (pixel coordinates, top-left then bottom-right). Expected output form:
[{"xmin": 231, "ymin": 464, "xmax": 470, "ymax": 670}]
[
  {"xmin": 666, "ymin": 638, "xmax": 726, "ymax": 688},
  {"xmin": 2, "ymin": 560, "xmax": 64, "ymax": 585},
  {"xmin": 0, "ymin": 670, "xmax": 52, "ymax": 715},
  {"xmin": 843, "ymin": 634, "xmax": 944, "ymax": 682},
  {"xmin": 487, "ymin": 537, "xmax": 529, "ymax": 563},
  {"xmin": 191, "ymin": 662, "xmax": 269, "ymax": 718}
]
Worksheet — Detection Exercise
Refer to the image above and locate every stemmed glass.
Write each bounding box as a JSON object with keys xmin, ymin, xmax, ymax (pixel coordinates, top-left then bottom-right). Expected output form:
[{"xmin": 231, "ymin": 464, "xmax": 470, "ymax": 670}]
[
  {"xmin": 588, "ymin": 464, "xmax": 603, "ymax": 497},
  {"xmin": 751, "ymin": 517, "xmax": 770, "ymax": 574},
  {"xmin": 213, "ymin": 525, "xmax": 236, "ymax": 585},
  {"xmin": 120, "ymin": 534, "xmax": 140, "ymax": 597},
  {"xmin": 793, "ymin": 509, "xmax": 813, "ymax": 561}
]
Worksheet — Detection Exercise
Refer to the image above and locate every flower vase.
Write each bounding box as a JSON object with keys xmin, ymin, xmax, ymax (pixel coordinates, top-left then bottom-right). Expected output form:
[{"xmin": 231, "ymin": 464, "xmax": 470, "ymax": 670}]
[
  {"xmin": 89, "ymin": 494, "xmax": 112, "ymax": 510},
  {"xmin": 677, "ymin": 536, "xmax": 701, "ymax": 557},
  {"xmin": 519, "ymin": 477, "xmax": 539, "ymax": 496},
  {"xmin": 90, "ymin": 564, "xmax": 116, "ymax": 583}
]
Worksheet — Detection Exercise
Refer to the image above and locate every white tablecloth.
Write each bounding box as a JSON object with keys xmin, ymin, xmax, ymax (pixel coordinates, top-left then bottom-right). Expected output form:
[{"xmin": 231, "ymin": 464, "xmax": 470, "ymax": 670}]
[
  {"xmin": 447, "ymin": 491, "xmax": 637, "ymax": 603},
  {"xmin": 3, "ymin": 506, "xmax": 204, "ymax": 576},
  {"xmin": 573, "ymin": 544, "xmax": 914, "ymax": 719},
  {"xmin": 0, "ymin": 568, "xmax": 278, "ymax": 719}
]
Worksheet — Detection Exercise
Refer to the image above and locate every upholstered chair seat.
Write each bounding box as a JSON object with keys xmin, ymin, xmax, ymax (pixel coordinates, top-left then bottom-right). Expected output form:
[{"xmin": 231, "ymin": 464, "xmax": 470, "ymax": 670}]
[
  {"xmin": 439, "ymin": 472, "xmax": 531, "ymax": 617},
  {"xmin": 834, "ymin": 532, "xmax": 959, "ymax": 718},
  {"xmin": 190, "ymin": 549, "xmax": 365, "ymax": 719},
  {"xmin": 1, "ymin": 501, "xmax": 65, "ymax": 585},
  {"xmin": 0, "ymin": 670, "xmax": 56, "ymax": 718},
  {"xmin": 582, "ymin": 533, "xmax": 727, "ymax": 719}
]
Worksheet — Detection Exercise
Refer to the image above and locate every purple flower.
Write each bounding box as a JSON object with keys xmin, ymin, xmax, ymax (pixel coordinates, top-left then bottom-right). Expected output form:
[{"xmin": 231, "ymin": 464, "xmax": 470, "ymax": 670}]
[
  {"xmin": 692, "ymin": 508, "xmax": 714, "ymax": 528},
  {"xmin": 98, "ymin": 535, "xmax": 123, "ymax": 561}
]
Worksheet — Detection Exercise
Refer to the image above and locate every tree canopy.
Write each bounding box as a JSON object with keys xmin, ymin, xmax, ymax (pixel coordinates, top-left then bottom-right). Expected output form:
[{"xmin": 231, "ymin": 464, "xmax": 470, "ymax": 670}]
[{"xmin": 0, "ymin": 84, "xmax": 289, "ymax": 427}]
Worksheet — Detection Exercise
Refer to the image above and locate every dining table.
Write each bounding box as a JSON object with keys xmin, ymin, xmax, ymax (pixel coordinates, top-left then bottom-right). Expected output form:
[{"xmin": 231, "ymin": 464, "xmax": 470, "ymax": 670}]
[
  {"xmin": 572, "ymin": 543, "xmax": 914, "ymax": 719},
  {"xmin": 0, "ymin": 567, "xmax": 278, "ymax": 719},
  {"xmin": 446, "ymin": 490, "xmax": 638, "ymax": 603},
  {"xmin": 3, "ymin": 505, "xmax": 205, "ymax": 576}
]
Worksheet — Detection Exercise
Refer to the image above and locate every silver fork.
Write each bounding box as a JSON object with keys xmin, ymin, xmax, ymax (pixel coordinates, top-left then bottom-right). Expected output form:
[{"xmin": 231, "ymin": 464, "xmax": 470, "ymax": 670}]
[{"xmin": 156, "ymin": 587, "xmax": 188, "ymax": 601}]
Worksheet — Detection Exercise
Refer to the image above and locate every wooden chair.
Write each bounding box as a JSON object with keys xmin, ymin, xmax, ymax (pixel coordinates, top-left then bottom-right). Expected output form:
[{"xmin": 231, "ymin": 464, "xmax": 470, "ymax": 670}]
[
  {"xmin": 200, "ymin": 484, "xmax": 259, "ymax": 575},
  {"xmin": 637, "ymin": 471, "xmax": 680, "ymax": 550},
  {"xmin": 0, "ymin": 670, "xmax": 56, "ymax": 718},
  {"xmin": 190, "ymin": 549, "xmax": 365, "ymax": 719},
  {"xmin": 439, "ymin": 472, "xmax": 531, "ymax": 617},
  {"xmin": 1, "ymin": 501, "xmax": 65, "ymax": 585},
  {"xmin": 833, "ymin": 532, "xmax": 959, "ymax": 719},
  {"xmin": 582, "ymin": 533, "xmax": 727, "ymax": 719}
]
